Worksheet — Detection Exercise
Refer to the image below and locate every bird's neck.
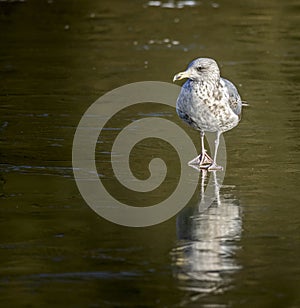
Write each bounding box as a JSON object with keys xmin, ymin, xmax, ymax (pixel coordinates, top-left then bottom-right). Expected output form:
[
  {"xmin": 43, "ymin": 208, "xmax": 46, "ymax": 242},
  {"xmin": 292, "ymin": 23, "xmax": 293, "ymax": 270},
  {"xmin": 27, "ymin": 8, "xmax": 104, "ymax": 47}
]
[{"xmin": 190, "ymin": 78, "xmax": 218, "ymax": 93}]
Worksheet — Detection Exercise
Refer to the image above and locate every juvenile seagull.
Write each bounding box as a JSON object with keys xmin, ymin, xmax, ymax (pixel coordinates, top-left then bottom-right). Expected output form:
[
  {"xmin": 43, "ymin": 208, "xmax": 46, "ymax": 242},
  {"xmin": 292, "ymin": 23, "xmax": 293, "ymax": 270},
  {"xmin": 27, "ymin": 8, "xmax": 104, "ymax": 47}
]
[{"xmin": 173, "ymin": 58, "xmax": 243, "ymax": 171}]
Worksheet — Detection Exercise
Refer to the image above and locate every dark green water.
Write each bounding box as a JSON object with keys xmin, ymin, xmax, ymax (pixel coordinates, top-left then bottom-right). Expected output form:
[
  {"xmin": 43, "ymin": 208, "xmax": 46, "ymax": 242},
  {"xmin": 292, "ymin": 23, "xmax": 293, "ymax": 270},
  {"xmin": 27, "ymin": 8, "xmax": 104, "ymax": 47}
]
[{"xmin": 0, "ymin": 0, "xmax": 299, "ymax": 307}]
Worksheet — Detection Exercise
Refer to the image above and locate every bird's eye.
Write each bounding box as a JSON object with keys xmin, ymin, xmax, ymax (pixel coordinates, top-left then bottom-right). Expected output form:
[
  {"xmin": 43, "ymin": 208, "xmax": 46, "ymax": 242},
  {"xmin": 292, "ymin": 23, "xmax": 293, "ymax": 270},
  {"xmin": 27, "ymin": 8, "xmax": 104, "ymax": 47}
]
[{"xmin": 197, "ymin": 66, "xmax": 202, "ymax": 72}]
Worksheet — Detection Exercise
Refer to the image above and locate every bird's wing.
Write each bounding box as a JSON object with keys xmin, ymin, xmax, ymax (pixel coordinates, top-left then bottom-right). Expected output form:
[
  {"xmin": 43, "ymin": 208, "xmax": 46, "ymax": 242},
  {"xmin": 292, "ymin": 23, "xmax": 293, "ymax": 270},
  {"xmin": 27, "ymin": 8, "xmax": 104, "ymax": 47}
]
[{"xmin": 221, "ymin": 78, "xmax": 242, "ymax": 117}]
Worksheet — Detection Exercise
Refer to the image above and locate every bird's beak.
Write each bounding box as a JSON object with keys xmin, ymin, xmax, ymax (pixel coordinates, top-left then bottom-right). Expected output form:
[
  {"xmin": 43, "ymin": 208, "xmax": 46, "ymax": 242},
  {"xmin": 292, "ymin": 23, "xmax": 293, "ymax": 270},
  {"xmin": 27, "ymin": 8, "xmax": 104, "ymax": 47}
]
[{"xmin": 173, "ymin": 70, "xmax": 190, "ymax": 82}]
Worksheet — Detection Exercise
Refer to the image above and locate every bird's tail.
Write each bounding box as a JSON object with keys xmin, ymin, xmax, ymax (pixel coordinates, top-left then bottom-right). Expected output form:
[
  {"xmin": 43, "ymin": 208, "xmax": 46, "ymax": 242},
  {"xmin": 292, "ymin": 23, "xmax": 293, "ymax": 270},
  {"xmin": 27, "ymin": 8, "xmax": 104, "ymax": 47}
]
[{"xmin": 242, "ymin": 101, "xmax": 249, "ymax": 107}]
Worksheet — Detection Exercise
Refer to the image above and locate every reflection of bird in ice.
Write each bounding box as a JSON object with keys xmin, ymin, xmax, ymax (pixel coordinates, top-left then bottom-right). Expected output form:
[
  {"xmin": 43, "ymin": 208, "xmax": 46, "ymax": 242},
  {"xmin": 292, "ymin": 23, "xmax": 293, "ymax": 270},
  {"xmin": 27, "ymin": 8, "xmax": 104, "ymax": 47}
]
[
  {"xmin": 172, "ymin": 171, "xmax": 242, "ymax": 297},
  {"xmin": 173, "ymin": 58, "xmax": 245, "ymax": 170}
]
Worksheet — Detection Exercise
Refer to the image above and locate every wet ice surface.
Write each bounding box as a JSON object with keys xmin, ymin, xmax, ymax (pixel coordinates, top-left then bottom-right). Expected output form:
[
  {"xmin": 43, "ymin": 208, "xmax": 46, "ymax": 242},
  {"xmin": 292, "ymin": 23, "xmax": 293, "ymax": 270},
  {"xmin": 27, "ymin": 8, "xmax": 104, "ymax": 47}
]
[{"xmin": 0, "ymin": 0, "xmax": 299, "ymax": 307}]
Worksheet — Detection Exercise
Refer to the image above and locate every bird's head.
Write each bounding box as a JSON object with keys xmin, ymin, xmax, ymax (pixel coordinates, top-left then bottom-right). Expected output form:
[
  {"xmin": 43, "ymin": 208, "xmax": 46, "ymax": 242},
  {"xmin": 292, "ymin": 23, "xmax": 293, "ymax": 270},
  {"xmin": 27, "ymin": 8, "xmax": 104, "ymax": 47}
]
[{"xmin": 173, "ymin": 58, "xmax": 220, "ymax": 84}]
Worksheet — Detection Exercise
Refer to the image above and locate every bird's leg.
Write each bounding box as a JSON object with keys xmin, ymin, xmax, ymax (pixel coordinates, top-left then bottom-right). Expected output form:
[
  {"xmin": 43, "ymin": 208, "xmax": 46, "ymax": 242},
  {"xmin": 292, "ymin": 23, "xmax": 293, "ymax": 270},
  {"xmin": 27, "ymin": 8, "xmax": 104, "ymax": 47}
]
[
  {"xmin": 199, "ymin": 131, "xmax": 214, "ymax": 167},
  {"xmin": 208, "ymin": 131, "xmax": 223, "ymax": 171},
  {"xmin": 188, "ymin": 131, "xmax": 214, "ymax": 168}
]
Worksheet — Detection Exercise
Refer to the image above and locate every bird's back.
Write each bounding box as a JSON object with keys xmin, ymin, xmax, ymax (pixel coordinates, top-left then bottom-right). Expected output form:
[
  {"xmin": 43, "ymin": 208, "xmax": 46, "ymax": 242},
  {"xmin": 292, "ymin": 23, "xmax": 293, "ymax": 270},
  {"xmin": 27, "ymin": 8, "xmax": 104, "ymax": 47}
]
[{"xmin": 221, "ymin": 78, "xmax": 242, "ymax": 117}]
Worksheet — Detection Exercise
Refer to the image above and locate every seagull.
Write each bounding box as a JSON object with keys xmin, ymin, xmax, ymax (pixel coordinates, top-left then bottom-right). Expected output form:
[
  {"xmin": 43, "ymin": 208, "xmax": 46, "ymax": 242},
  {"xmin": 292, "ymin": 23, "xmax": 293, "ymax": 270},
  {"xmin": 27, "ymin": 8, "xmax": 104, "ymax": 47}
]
[{"xmin": 173, "ymin": 57, "xmax": 244, "ymax": 171}]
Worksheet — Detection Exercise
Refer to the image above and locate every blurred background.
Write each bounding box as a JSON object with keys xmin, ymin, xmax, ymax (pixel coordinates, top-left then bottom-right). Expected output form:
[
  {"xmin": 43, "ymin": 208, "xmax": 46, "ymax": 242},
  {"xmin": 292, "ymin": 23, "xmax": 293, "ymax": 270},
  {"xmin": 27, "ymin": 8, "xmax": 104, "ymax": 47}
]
[{"xmin": 0, "ymin": 0, "xmax": 299, "ymax": 307}]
